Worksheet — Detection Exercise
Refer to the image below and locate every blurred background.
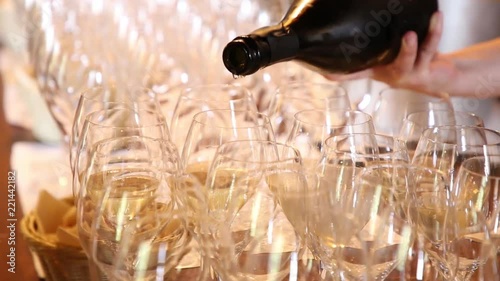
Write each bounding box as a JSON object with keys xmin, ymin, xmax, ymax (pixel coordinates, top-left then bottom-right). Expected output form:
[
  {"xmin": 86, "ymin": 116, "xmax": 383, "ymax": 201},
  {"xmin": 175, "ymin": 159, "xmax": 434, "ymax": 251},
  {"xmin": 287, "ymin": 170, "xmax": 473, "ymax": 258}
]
[
  {"xmin": 438, "ymin": 0, "xmax": 500, "ymax": 125},
  {"xmin": 1, "ymin": 0, "xmax": 499, "ymax": 146}
]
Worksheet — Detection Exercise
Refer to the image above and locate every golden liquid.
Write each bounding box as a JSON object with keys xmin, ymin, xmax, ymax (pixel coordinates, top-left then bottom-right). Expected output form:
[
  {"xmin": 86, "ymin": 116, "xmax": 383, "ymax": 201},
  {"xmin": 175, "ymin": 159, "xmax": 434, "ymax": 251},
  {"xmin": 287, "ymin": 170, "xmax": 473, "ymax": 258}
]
[
  {"xmin": 266, "ymin": 171, "xmax": 307, "ymax": 233},
  {"xmin": 185, "ymin": 161, "xmax": 258, "ymax": 217},
  {"xmin": 79, "ymin": 170, "xmax": 188, "ymax": 272},
  {"xmin": 79, "ymin": 170, "xmax": 160, "ymax": 249},
  {"xmin": 413, "ymin": 195, "xmax": 473, "ymax": 243}
]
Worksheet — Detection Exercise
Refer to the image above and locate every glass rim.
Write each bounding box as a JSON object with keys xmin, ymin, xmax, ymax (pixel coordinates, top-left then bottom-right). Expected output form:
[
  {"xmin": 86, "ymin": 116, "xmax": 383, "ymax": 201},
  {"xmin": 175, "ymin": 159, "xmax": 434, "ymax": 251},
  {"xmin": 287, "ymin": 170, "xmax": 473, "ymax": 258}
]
[
  {"xmin": 404, "ymin": 110, "xmax": 483, "ymax": 125},
  {"xmin": 420, "ymin": 125, "xmax": 500, "ymax": 146},
  {"xmin": 458, "ymin": 155, "xmax": 500, "ymax": 178},
  {"xmin": 324, "ymin": 133, "xmax": 408, "ymax": 156},
  {"xmin": 191, "ymin": 109, "xmax": 271, "ymax": 129},
  {"xmin": 84, "ymin": 108, "xmax": 167, "ymax": 128},
  {"xmin": 358, "ymin": 162, "xmax": 447, "ymax": 175},
  {"xmin": 357, "ymin": 162, "xmax": 448, "ymax": 194},
  {"xmin": 292, "ymin": 109, "xmax": 372, "ymax": 127},
  {"xmin": 92, "ymin": 135, "xmax": 176, "ymax": 156},
  {"xmin": 80, "ymin": 85, "xmax": 157, "ymax": 103},
  {"xmin": 214, "ymin": 140, "xmax": 302, "ymax": 164}
]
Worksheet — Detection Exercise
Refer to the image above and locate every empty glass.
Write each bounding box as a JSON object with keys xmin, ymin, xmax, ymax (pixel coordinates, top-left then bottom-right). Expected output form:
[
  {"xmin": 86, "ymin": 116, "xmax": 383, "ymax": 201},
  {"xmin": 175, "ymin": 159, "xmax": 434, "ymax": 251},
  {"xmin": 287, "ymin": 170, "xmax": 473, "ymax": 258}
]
[
  {"xmin": 399, "ymin": 110, "xmax": 484, "ymax": 159},
  {"xmin": 372, "ymin": 88, "xmax": 453, "ymax": 136},
  {"xmin": 266, "ymin": 81, "xmax": 351, "ymax": 142},
  {"xmin": 286, "ymin": 109, "xmax": 375, "ymax": 172},
  {"xmin": 170, "ymin": 84, "xmax": 257, "ymax": 149},
  {"xmin": 73, "ymin": 108, "xmax": 169, "ymax": 198},
  {"xmin": 70, "ymin": 86, "xmax": 160, "ymax": 171}
]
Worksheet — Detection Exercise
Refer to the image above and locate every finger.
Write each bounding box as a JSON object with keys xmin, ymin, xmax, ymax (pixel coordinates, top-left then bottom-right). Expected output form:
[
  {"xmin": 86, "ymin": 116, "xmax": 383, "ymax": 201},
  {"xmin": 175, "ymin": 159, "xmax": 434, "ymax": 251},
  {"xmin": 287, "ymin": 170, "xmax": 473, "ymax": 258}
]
[
  {"xmin": 323, "ymin": 69, "xmax": 374, "ymax": 81},
  {"xmin": 388, "ymin": 31, "xmax": 418, "ymax": 76},
  {"xmin": 416, "ymin": 11, "xmax": 444, "ymax": 71}
]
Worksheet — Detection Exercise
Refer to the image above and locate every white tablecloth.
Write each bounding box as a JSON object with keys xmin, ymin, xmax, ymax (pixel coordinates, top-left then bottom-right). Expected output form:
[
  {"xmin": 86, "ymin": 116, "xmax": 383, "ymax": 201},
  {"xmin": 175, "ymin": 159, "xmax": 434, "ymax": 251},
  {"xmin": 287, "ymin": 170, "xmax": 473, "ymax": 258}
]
[{"xmin": 11, "ymin": 142, "xmax": 72, "ymax": 215}]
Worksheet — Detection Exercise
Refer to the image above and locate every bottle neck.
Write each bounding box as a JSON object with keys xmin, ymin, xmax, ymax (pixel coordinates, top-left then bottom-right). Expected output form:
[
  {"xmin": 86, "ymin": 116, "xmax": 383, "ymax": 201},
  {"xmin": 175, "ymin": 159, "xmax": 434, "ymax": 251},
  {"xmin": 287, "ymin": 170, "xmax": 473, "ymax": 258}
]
[
  {"xmin": 254, "ymin": 24, "xmax": 300, "ymax": 66},
  {"xmin": 222, "ymin": 25, "xmax": 299, "ymax": 76}
]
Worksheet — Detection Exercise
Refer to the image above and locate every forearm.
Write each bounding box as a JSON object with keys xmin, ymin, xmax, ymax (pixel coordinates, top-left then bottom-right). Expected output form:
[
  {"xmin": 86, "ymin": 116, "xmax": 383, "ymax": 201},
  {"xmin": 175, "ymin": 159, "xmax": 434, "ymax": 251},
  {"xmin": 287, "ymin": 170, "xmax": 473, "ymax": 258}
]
[{"xmin": 445, "ymin": 38, "xmax": 500, "ymax": 98}]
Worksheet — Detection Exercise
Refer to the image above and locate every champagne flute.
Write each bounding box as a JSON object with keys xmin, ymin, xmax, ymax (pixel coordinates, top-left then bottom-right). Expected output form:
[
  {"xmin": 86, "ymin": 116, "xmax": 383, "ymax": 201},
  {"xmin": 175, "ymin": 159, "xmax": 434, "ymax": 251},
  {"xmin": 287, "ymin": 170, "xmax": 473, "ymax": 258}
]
[
  {"xmin": 170, "ymin": 84, "xmax": 257, "ymax": 149},
  {"xmin": 399, "ymin": 110, "xmax": 484, "ymax": 158},
  {"xmin": 266, "ymin": 81, "xmax": 351, "ymax": 142},
  {"xmin": 412, "ymin": 126, "xmax": 500, "ymax": 188}
]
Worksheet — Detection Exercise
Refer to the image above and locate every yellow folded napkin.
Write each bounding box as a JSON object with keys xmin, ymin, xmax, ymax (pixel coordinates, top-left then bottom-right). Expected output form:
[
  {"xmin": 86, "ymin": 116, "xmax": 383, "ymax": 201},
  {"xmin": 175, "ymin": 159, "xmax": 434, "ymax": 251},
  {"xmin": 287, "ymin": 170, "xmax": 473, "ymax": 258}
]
[{"xmin": 34, "ymin": 190, "xmax": 80, "ymax": 247}]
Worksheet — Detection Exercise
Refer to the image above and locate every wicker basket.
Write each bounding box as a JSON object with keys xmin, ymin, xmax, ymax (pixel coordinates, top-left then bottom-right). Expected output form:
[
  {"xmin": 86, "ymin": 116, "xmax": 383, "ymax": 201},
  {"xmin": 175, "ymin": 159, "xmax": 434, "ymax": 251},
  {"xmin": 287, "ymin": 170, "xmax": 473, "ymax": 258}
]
[{"xmin": 20, "ymin": 212, "xmax": 108, "ymax": 281}]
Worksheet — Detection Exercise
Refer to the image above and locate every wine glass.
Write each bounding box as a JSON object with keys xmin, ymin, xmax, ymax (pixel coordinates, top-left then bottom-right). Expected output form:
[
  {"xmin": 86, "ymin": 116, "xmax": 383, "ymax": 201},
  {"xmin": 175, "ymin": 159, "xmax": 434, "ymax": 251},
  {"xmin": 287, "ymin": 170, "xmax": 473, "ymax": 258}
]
[
  {"xmin": 181, "ymin": 109, "xmax": 274, "ymax": 177},
  {"xmin": 286, "ymin": 109, "xmax": 375, "ymax": 172},
  {"xmin": 319, "ymin": 133, "xmax": 410, "ymax": 201},
  {"xmin": 384, "ymin": 230, "xmax": 441, "ymax": 281},
  {"xmin": 305, "ymin": 133, "xmax": 407, "ymax": 280},
  {"xmin": 75, "ymin": 135, "xmax": 181, "ymax": 280},
  {"xmin": 412, "ymin": 125, "xmax": 500, "ymax": 188},
  {"xmin": 324, "ymin": 133, "xmax": 410, "ymax": 165},
  {"xmin": 372, "ymin": 88, "xmax": 453, "ymax": 136},
  {"xmin": 178, "ymin": 109, "xmax": 275, "ymax": 280},
  {"xmin": 266, "ymin": 81, "xmax": 351, "ymax": 142},
  {"xmin": 454, "ymin": 156, "xmax": 500, "ymax": 248},
  {"xmin": 169, "ymin": 84, "xmax": 257, "ymax": 150},
  {"xmin": 77, "ymin": 135, "xmax": 185, "ymax": 280},
  {"xmin": 111, "ymin": 210, "xmax": 192, "ymax": 281},
  {"xmin": 332, "ymin": 167, "xmax": 417, "ymax": 281},
  {"xmin": 340, "ymin": 78, "xmax": 388, "ymax": 115},
  {"xmin": 408, "ymin": 184, "xmax": 494, "ymax": 281},
  {"xmin": 70, "ymin": 86, "xmax": 160, "ymax": 171},
  {"xmin": 399, "ymin": 110, "xmax": 484, "ymax": 158},
  {"xmin": 357, "ymin": 164, "xmax": 451, "ymax": 281},
  {"xmin": 199, "ymin": 140, "xmax": 308, "ymax": 280},
  {"xmin": 305, "ymin": 156, "xmax": 368, "ymax": 279},
  {"xmin": 73, "ymin": 108, "xmax": 169, "ymax": 199}
]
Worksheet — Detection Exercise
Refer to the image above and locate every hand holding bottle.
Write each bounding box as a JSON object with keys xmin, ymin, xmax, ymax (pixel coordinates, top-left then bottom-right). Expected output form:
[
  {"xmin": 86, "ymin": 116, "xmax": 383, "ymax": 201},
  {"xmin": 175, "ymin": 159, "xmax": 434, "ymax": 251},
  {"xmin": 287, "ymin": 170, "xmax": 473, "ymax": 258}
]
[
  {"xmin": 324, "ymin": 12, "xmax": 451, "ymax": 97},
  {"xmin": 325, "ymin": 11, "xmax": 500, "ymax": 99}
]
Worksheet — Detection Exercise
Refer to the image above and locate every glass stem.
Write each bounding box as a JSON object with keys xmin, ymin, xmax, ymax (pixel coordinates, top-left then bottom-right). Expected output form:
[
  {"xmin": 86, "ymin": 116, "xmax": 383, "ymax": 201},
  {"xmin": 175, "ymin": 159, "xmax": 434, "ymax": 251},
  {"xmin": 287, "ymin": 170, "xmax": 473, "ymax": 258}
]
[
  {"xmin": 198, "ymin": 256, "xmax": 215, "ymax": 281},
  {"xmin": 87, "ymin": 258, "xmax": 102, "ymax": 281}
]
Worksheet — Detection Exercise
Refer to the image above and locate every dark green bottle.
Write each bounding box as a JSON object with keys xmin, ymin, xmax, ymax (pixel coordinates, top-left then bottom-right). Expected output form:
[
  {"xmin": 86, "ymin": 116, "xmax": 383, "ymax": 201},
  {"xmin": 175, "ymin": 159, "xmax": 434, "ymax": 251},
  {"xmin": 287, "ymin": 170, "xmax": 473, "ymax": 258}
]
[{"xmin": 222, "ymin": 0, "xmax": 438, "ymax": 76}]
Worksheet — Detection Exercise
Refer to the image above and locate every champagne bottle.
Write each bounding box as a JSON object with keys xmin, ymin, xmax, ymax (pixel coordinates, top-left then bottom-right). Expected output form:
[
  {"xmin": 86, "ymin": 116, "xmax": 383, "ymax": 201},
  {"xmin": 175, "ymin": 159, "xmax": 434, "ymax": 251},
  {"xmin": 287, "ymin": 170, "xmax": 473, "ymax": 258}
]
[{"xmin": 222, "ymin": 0, "xmax": 438, "ymax": 76}]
